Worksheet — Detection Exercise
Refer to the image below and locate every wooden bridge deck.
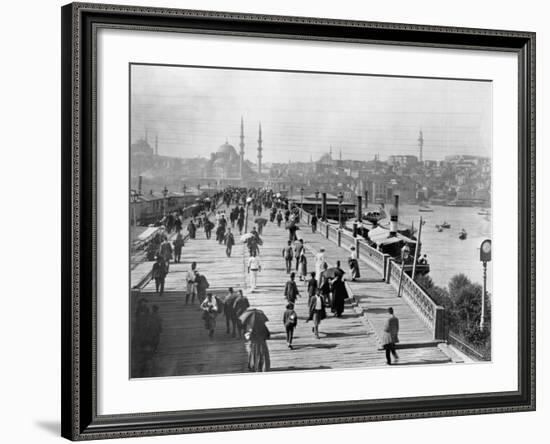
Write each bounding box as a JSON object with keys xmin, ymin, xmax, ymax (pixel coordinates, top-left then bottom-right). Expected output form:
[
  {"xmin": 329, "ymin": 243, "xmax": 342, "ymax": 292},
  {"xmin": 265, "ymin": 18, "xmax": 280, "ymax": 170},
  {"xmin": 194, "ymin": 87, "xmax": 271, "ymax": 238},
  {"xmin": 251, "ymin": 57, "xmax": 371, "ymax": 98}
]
[{"xmin": 130, "ymin": 207, "xmax": 453, "ymax": 378}]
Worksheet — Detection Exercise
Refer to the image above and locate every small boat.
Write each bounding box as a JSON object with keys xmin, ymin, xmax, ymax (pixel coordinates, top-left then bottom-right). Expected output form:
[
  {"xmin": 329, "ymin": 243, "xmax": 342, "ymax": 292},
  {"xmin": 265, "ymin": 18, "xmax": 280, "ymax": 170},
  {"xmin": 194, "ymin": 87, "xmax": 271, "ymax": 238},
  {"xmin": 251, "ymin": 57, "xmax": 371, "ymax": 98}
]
[
  {"xmin": 440, "ymin": 222, "xmax": 451, "ymax": 229},
  {"xmin": 419, "ymin": 204, "xmax": 434, "ymax": 213},
  {"xmin": 478, "ymin": 209, "xmax": 491, "ymax": 216},
  {"xmin": 435, "ymin": 225, "xmax": 443, "ymax": 232},
  {"xmin": 459, "ymin": 229, "xmax": 467, "ymax": 240}
]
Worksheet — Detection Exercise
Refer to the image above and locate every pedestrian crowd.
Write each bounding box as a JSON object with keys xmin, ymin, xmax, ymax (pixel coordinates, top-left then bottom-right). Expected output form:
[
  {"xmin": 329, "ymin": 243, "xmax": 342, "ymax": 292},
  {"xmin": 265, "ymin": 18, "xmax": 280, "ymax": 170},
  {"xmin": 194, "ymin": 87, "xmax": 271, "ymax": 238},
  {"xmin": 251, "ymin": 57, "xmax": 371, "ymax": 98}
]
[{"xmin": 138, "ymin": 186, "xmax": 400, "ymax": 371}]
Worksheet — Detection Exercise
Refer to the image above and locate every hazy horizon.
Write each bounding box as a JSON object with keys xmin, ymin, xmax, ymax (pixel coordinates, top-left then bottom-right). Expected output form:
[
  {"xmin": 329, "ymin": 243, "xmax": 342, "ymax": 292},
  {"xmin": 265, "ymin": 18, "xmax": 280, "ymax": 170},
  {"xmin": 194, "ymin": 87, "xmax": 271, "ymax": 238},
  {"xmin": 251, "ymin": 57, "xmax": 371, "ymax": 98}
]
[{"xmin": 130, "ymin": 64, "xmax": 492, "ymax": 163}]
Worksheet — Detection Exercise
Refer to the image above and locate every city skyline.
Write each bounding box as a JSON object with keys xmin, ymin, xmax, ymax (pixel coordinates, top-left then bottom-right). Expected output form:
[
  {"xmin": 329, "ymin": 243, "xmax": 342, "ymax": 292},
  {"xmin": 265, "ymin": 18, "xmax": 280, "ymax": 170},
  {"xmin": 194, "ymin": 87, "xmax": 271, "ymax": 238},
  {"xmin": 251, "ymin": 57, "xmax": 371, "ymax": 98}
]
[{"xmin": 130, "ymin": 64, "xmax": 492, "ymax": 163}]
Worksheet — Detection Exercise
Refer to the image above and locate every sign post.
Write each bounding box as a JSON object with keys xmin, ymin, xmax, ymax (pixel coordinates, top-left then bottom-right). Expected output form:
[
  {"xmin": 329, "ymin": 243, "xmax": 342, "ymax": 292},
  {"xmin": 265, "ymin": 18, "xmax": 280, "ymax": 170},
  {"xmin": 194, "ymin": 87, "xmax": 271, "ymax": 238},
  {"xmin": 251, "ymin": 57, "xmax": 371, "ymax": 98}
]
[{"xmin": 479, "ymin": 239, "xmax": 492, "ymax": 331}]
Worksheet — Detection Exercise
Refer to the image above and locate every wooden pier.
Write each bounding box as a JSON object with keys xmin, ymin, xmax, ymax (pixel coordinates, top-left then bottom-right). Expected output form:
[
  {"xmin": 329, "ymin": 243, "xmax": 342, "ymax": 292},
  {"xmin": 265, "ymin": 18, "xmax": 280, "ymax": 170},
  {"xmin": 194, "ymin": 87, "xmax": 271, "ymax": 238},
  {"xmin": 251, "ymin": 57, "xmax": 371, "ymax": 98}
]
[{"xmin": 130, "ymin": 206, "xmax": 454, "ymax": 378}]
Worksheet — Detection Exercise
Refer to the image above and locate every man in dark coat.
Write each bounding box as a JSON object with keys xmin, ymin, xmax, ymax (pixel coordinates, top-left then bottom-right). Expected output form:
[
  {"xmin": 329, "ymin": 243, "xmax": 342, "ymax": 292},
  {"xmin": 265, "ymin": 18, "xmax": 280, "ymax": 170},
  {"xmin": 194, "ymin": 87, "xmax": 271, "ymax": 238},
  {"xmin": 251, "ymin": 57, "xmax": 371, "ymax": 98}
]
[
  {"xmin": 282, "ymin": 240, "xmax": 293, "ymax": 274},
  {"xmin": 223, "ymin": 287, "xmax": 239, "ymax": 336},
  {"xmin": 232, "ymin": 290, "xmax": 250, "ymax": 338},
  {"xmin": 224, "ymin": 228, "xmax": 235, "ymax": 257},
  {"xmin": 173, "ymin": 232, "xmax": 184, "ymax": 263},
  {"xmin": 187, "ymin": 219, "xmax": 196, "ymax": 239},
  {"xmin": 237, "ymin": 213, "xmax": 245, "ymax": 234},
  {"xmin": 174, "ymin": 216, "xmax": 183, "ymax": 233},
  {"xmin": 204, "ymin": 219, "xmax": 213, "ymax": 239},
  {"xmin": 284, "ymin": 272, "xmax": 300, "ymax": 304},
  {"xmin": 311, "ymin": 214, "xmax": 318, "ymax": 233},
  {"xmin": 216, "ymin": 223, "xmax": 225, "ymax": 244},
  {"xmin": 151, "ymin": 255, "xmax": 167, "ymax": 296},
  {"xmin": 382, "ymin": 307, "xmax": 400, "ymax": 365}
]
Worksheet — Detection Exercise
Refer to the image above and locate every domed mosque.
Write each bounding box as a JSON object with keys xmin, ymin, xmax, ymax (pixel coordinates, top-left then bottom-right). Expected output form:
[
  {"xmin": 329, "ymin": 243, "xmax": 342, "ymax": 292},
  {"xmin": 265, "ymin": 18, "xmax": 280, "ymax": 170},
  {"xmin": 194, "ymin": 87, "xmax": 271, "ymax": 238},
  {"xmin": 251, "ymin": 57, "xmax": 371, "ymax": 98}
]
[{"xmin": 206, "ymin": 117, "xmax": 263, "ymax": 186}]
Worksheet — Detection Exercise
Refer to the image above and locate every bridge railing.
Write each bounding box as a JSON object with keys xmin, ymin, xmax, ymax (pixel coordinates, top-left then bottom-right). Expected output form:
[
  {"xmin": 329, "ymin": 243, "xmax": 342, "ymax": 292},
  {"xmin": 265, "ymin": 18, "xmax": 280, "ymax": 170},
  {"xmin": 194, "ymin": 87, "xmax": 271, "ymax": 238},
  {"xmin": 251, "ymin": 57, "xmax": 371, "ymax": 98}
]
[
  {"xmin": 357, "ymin": 239, "xmax": 388, "ymax": 277},
  {"xmin": 387, "ymin": 259, "xmax": 446, "ymax": 340}
]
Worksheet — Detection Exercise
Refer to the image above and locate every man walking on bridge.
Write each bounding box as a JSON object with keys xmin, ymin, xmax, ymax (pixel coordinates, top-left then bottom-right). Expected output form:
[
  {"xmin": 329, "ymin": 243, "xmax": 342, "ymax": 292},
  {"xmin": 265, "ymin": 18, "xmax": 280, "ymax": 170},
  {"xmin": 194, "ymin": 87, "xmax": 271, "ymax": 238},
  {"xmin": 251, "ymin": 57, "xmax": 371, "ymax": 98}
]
[
  {"xmin": 223, "ymin": 228, "xmax": 235, "ymax": 257},
  {"xmin": 247, "ymin": 251, "xmax": 261, "ymax": 292},
  {"xmin": 294, "ymin": 239, "xmax": 304, "ymax": 272},
  {"xmin": 282, "ymin": 240, "xmax": 293, "ymax": 274},
  {"xmin": 284, "ymin": 272, "xmax": 300, "ymax": 304},
  {"xmin": 382, "ymin": 307, "xmax": 400, "ymax": 365},
  {"xmin": 185, "ymin": 262, "xmax": 197, "ymax": 304}
]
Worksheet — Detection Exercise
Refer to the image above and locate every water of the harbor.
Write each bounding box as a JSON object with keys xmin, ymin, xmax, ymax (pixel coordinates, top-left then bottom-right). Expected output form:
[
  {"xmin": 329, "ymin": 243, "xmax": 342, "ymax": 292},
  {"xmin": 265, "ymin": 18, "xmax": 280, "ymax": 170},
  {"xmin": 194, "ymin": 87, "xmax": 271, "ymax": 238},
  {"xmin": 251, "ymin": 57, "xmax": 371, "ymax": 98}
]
[{"xmin": 397, "ymin": 205, "xmax": 492, "ymax": 291}]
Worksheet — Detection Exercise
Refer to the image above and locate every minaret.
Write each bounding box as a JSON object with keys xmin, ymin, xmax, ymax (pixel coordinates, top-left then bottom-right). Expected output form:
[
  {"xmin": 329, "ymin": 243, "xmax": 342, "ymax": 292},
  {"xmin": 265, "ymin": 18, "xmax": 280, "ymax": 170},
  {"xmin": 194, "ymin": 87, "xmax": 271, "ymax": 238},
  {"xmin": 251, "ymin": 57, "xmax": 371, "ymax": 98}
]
[
  {"xmin": 418, "ymin": 130, "xmax": 424, "ymax": 163},
  {"xmin": 329, "ymin": 145, "xmax": 333, "ymax": 160},
  {"xmin": 239, "ymin": 116, "xmax": 245, "ymax": 178},
  {"xmin": 257, "ymin": 122, "xmax": 263, "ymax": 175},
  {"xmin": 339, "ymin": 148, "xmax": 342, "ymax": 161},
  {"xmin": 154, "ymin": 134, "xmax": 158, "ymax": 156}
]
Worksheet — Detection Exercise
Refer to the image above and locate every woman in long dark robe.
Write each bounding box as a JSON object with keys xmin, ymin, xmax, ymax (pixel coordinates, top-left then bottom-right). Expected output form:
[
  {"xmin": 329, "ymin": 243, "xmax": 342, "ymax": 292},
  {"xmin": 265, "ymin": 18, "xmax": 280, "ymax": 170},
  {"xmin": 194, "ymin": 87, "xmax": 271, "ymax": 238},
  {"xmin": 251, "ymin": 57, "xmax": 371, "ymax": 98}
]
[
  {"xmin": 187, "ymin": 220, "xmax": 196, "ymax": 239},
  {"xmin": 331, "ymin": 275, "xmax": 348, "ymax": 317},
  {"xmin": 246, "ymin": 322, "xmax": 271, "ymax": 372}
]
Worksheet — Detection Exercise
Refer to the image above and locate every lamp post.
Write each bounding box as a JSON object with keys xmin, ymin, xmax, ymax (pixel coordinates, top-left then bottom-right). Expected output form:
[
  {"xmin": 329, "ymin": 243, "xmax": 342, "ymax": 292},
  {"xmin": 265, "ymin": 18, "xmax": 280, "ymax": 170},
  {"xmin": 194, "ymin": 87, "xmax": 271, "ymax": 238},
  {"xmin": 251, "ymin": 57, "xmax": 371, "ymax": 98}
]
[
  {"xmin": 130, "ymin": 189, "xmax": 139, "ymax": 231},
  {"xmin": 244, "ymin": 196, "xmax": 253, "ymax": 233},
  {"xmin": 315, "ymin": 190, "xmax": 320, "ymax": 217},
  {"xmin": 337, "ymin": 191, "xmax": 344, "ymax": 228},
  {"xmin": 162, "ymin": 185, "xmax": 168, "ymax": 217},
  {"xmin": 480, "ymin": 239, "xmax": 492, "ymax": 331},
  {"xmin": 397, "ymin": 244, "xmax": 411, "ymax": 298}
]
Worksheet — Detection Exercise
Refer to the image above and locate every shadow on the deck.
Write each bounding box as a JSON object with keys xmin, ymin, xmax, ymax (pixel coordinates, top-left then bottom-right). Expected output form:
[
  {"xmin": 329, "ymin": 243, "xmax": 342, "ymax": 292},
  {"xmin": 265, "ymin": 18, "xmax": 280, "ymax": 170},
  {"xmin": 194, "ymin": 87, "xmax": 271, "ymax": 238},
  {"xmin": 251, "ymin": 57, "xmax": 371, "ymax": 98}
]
[
  {"xmin": 270, "ymin": 365, "xmax": 333, "ymax": 371},
  {"xmin": 291, "ymin": 343, "xmax": 338, "ymax": 350},
  {"xmin": 323, "ymin": 331, "xmax": 373, "ymax": 339},
  {"xmin": 365, "ymin": 307, "xmax": 394, "ymax": 314},
  {"xmin": 392, "ymin": 359, "xmax": 451, "ymax": 366},
  {"xmin": 131, "ymin": 291, "xmax": 250, "ymax": 378}
]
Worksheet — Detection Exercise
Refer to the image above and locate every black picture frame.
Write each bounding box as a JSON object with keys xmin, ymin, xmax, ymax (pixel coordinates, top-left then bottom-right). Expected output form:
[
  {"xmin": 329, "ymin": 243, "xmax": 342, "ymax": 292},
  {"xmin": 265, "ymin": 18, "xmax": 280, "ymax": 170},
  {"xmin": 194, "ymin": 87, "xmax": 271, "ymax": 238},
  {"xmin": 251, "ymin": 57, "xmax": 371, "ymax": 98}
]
[{"xmin": 61, "ymin": 2, "xmax": 536, "ymax": 440}]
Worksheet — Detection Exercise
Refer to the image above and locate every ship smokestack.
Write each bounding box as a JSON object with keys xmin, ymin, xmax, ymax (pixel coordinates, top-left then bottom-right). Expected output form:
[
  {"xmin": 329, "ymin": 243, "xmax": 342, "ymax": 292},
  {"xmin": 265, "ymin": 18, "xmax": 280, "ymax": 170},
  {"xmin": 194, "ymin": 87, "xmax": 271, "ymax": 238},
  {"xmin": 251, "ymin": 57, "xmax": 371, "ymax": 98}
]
[
  {"xmin": 321, "ymin": 192, "xmax": 327, "ymax": 221},
  {"xmin": 138, "ymin": 175, "xmax": 142, "ymax": 195},
  {"xmin": 390, "ymin": 194, "xmax": 399, "ymax": 236},
  {"xmin": 356, "ymin": 195, "xmax": 362, "ymax": 222}
]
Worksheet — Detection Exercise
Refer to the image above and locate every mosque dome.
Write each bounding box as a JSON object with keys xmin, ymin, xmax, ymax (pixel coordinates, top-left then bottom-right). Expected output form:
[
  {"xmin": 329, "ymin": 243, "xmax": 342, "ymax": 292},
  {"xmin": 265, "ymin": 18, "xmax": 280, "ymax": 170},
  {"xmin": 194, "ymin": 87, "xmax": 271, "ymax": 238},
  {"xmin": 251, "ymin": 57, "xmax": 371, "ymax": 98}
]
[{"xmin": 217, "ymin": 141, "xmax": 238, "ymax": 158}]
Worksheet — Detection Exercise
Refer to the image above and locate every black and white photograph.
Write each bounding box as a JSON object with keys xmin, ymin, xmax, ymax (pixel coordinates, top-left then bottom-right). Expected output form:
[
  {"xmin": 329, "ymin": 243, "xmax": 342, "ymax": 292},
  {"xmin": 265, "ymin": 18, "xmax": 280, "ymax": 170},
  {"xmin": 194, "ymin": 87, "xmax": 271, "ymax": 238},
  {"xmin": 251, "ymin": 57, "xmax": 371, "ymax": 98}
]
[{"xmin": 129, "ymin": 64, "xmax": 493, "ymax": 378}]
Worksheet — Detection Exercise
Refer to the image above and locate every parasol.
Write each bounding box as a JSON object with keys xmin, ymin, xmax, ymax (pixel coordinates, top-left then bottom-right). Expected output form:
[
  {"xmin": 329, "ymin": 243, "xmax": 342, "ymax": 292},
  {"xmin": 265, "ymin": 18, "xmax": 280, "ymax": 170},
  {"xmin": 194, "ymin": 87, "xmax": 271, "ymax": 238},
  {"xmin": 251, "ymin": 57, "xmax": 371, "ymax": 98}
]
[
  {"xmin": 238, "ymin": 308, "xmax": 269, "ymax": 328},
  {"xmin": 240, "ymin": 233, "xmax": 255, "ymax": 243},
  {"xmin": 254, "ymin": 217, "xmax": 268, "ymax": 225},
  {"xmin": 324, "ymin": 267, "xmax": 344, "ymax": 279}
]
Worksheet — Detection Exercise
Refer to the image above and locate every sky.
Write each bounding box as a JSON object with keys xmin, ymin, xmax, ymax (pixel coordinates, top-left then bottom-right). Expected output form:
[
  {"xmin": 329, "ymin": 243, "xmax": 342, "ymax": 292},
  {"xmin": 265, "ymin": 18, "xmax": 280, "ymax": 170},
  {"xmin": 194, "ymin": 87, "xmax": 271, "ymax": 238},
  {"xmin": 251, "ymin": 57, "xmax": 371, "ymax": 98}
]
[{"xmin": 130, "ymin": 64, "xmax": 492, "ymax": 163}]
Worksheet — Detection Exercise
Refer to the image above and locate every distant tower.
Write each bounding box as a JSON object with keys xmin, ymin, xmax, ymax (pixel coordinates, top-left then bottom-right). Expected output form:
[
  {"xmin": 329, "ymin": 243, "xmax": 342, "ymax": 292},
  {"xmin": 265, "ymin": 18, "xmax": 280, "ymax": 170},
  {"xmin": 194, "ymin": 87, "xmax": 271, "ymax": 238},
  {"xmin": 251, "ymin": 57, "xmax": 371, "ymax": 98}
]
[
  {"xmin": 339, "ymin": 148, "xmax": 342, "ymax": 161},
  {"xmin": 239, "ymin": 116, "xmax": 245, "ymax": 178},
  {"xmin": 155, "ymin": 134, "xmax": 158, "ymax": 156},
  {"xmin": 418, "ymin": 130, "xmax": 424, "ymax": 163},
  {"xmin": 329, "ymin": 145, "xmax": 333, "ymax": 160},
  {"xmin": 257, "ymin": 122, "xmax": 263, "ymax": 175}
]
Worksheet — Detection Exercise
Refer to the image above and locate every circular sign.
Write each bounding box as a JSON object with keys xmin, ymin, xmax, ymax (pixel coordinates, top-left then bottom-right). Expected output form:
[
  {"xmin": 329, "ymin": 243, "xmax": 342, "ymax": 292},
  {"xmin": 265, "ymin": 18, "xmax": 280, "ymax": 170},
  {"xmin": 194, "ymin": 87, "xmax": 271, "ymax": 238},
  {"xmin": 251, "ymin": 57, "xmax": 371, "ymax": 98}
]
[{"xmin": 480, "ymin": 239, "xmax": 492, "ymax": 262}]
